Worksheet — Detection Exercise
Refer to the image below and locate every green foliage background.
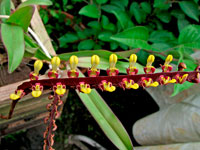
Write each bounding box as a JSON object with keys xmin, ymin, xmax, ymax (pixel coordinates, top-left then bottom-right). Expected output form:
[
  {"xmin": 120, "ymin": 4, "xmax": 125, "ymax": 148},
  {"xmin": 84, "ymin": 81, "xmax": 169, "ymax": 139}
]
[{"xmin": 39, "ymin": 0, "xmax": 200, "ymax": 95}]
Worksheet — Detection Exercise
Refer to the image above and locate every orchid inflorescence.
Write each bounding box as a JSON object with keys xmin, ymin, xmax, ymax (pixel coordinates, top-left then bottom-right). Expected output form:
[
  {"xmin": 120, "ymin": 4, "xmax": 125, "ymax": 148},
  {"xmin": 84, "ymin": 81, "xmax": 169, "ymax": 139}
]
[{"xmin": 1, "ymin": 53, "xmax": 200, "ymax": 150}]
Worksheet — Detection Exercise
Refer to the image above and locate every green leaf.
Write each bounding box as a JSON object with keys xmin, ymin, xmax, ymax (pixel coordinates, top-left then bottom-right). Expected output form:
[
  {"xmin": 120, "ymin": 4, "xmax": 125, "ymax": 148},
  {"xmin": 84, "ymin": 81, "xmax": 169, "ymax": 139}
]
[
  {"xmin": 96, "ymin": 0, "xmax": 108, "ymax": 4},
  {"xmin": 59, "ymin": 33, "xmax": 79, "ymax": 47},
  {"xmin": 110, "ymin": 0, "xmax": 129, "ymax": 8},
  {"xmin": 130, "ymin": 2, "xmax": 146, "ymax": 24},
  {"xmin": 171, "ymin": 9, "xmax": 185, "ymax": 19},
  {"xmin": 34, "ymin": 49, "xmax": 51, "ymax": 61},
  {"xmin": 98, "ymin": 31, "xmax": 112, "ymax": 42},
  {"xmin": 78, "ymin": 39, "xmax": 95, "ymax": 50},
  {"xmin": 179, "ymin": 1, "xmax": 199, "ymax": 22},
  {"xmin": 156, "ymin": 11, "xmax": 171, "ymax": 23},
  {"xmin": 6, "ymin": 6, "xmax": 35, "ymax": 32},
  {"xmin": 178, "ymin": 19, "xmax": 190, "ymax": 33},
  {"xmin": 87, "ymin": 21, "xmax": 101, "ymax": 30},
  {"xmin": 101, "ymin": 4, "xmax": 123, "ymax": 13},
  {"xmin": 141, "ymin": 2, "xmax": 151, "ymax": 14},
  {"xmin": 154, "ymin": 0, "xmax": 170, "ymax": 10},
  {"xmin": 111, "ymin": 27, "xmax": 151, "ymax": 50},
  {"xmin": 1, "ymin": 24, "xmax": 24, "ymax": 73},
  {"xmin": 149, "ymin": 30, "xmax": 176, "ymax": 43},
  {"xmin": 0, "ymin": 0, "xmax": 11, "ymax": 15},
  {"xmin": 178, "ymin": 25, "xmax": 200, "ymax": 49},
  {"xmin": 194, "ymin": 0, "xmax": 199, "ymax": 3},
  {"xmin": 110, "ymin": 42, "xmax": 119, "ymax": 50},
  {"xmin": 111, "ymin": 10, "xmax": 134, "ymax": 29},
  {"xmin": 101, "ymin": 15, "xmax": 109, "ymax": 27},
  {"xmin": 79, "ymin": 4, "xmax": 100, "ymax": 18},
  {"xmin": 18, "ymin": 0, "xmax": 52, "ymax": 8},
  {"xmin": 77, "ymin": 71, "xmax": 133, "ymax": 149}
]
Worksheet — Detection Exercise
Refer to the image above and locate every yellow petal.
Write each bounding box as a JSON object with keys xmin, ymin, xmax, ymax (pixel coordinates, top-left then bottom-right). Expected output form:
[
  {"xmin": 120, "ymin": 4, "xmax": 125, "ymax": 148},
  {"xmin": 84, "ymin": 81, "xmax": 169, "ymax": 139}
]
[
  {"xmin": 109, "ymin": 54, "xmax": 118, "ymax": 68},
  {"xmin": 51, "ymin": 56, "xmax": 60, "ymax": 71},
  {"xmin": 10, "ymin": 93, "xmax": 20, "ymax": 100},
  {"xmin": 34, "ymin": 60, "xmax": 43, "ymax": 75},
  {"xmin": 129, "ymin": 54, "xmax": 137, "ymax": 68},
  {"xmin": 164, "ymin": 55, "xmax": 173, "ymax": 65},
  {"xmin": 56, "ymin": 89, "xmax": 66, "ymax": 95},
  {"xmin": 32, "ymin": 91, "xmax": 42, "ymax": 98},
  {"xmin": 130, "ymin": 83, "xmax": 139, "ymax": 89},
  {"xmin": 147, "ymin": 55, "xmax": 155, "ymax": 66},
  {"xmin": 69, "ymin": 55, "xmax": 78, "ymax": 70},
  {"xmin": 150, "ymin": 81, "xmax": 159, "ymax": 87}
]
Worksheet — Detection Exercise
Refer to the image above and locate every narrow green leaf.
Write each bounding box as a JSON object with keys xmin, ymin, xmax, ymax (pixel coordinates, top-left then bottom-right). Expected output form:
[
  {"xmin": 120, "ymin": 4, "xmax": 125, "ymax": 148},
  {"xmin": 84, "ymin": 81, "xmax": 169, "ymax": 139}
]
[
  {"xmin": 18, "ymin": 0, "xmax": 52, "ymax": 8},
  {"xmin": 79, "ymin": 4, "xmax": 100, "ymax": 18},
  {"xmin": 6, "ymin": 6, "xmax": 35, "ymax": 32},
  {"xmin": 1, "ymin": 24, "xmax": 24, "ymax": 73},
  {"xmin": 78, "ymin": 39, "xmax": 95, "ymax": 50},
  {"xmin": 98, "ymin": 31, "xmax": 112, "ymax": 42},
  {"xmin": 0, "ymin": 0, "xmax": 11, "ymax": 15},
  {"xmin": 101, "ymin": 15, "xmax": 109, "ymax": 27},
  {"xmin": 179, "ymin": 1, "xmax": 199, "ymax": 22},
  {"xmin": 96, "ymin": 0, "xmax": 108, "ymax": 4},
  {"xmin": 77, "ymin": 88, "xmax": 133, "ymax": 150},
  {"xmin": 111, "ymin": 10, "xmax": 134, "ymax": 29}
]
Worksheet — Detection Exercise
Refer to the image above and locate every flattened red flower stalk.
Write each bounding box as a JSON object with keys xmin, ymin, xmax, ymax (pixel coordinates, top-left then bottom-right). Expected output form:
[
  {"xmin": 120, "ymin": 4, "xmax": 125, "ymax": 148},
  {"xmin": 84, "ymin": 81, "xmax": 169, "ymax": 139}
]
[
  {"xmin": 119, "ymin": 78, "xmax": 139, "ymax": 90},
  {"xmin": 99, "ymin": 80, "xmax": 116, "ymax": 92},
  {"xmin": 48, "ymin": 57, "xmax": 60, "ymax": 79},
  {"xmin": 88, "ymin": 55, "xmax": 100, "ymax": 77},
  {"xmin": 77, "ymin": 82, "xmax": 91, "ymax": 94},
  {"xmin": 126, "ymin": 54, "xmax": 138, "ymax": 75},
  {"xmin": 107, "ymin": 54, "xmax": 119, "ymax": 76},
  {"xmin": 144, "ymin": 55, "xmax": 156, "ymax": 74},
  {"xmin": 67, "ymin": 55, "xmax": 79, "ymax": 78}
]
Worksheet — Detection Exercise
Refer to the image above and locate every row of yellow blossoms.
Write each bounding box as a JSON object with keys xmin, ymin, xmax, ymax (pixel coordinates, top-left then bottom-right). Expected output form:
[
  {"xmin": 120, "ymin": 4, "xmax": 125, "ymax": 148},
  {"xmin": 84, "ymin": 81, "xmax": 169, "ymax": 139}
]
[{"xmin": 10, "ymin": 53, "xmax": 192, "ymax": 100}]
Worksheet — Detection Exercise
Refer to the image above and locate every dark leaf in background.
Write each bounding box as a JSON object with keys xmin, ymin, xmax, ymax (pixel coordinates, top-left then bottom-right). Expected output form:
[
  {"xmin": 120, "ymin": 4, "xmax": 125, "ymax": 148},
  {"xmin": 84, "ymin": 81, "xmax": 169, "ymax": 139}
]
[
  {"xmin": 130, "ymin": 2, "xmax": 147, "ymax": 24},
  {"xmin": 78, "ymin": 39, "xmax": 95, "ymax": 50},
  {"xmin": 98, "ymin": 31, "xmax": 113, "ymax": 42},
  {"xmin": 141, "ymin": 2, "xmax": 151, "ymax": 14},
  {"xmin": 179, "ymin": 1, "xmax": 199, "ymax": 22},
  {"xmin": 59, "ymin": 33, "xmax": 79, "ymax": 47},
  {"xmin": 156, "ymin": 11, "xmax": 171, "ymax": 23},
  {"xmin": 153, "ymin": 0, "xmax": 170, "ymax": 10},
  {"xmin": 96, "ymin": 0, "xmax": 108, "ymax": 4}
]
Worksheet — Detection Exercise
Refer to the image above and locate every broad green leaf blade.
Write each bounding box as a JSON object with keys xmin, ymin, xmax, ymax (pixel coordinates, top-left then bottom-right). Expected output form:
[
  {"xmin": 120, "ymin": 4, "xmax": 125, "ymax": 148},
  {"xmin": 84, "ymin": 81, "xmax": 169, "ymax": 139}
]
[
  {"xmin": 79, "ymin": 4, "xmax": 100, "ymax": 18},
  {"xmin": 154, "ymin": 0, "xmax": 170, "ymax": 10},
  {"xmin": 111, "ymin": 10, "xmax": 134, "ymax": 29},
  {"xmin": 149, "ymin": 30, "xmax": 176, "ymax": 43},
  {"xmin": 130, "ymin": 2, "xmax": 146, "ymax": 24},
  {"xmin": 0, "ymin": 0, "xmax": 11, "ymax": 15},
  {"xmin": 18, "ymin": 0, "xmax": 52, "ymax": 8},
  {"xmin": 111, "ymin": 26, "xmax": 152, "ymax": 50},
  {"xmin": 178, "ymin": 25, "xmax": 200, "ymax": 49},
  {"xmin": 77, "ymin": 72, "xmax": 133, "ymax": 150},
  {"xmin": 6, "ymin": 6, "xmax": 35, "ymax": 32},
  {"xmin": 98, "ymin": 31, "xmax": 112, "ymax": 42},
  {"xmin": 179, "ymin": 1, "xmax": 199, "ymax": 22},
  {"xmin": 1, "ymin": 24, "xmax": 24, "ymax": 73}
]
